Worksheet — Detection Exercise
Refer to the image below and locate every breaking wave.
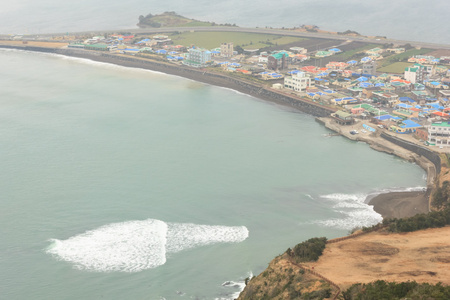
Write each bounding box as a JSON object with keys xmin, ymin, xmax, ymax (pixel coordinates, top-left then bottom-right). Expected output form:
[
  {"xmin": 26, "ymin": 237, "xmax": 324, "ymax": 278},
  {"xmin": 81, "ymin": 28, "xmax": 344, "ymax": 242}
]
[
  {"xmin": 216, "ymin": 271, "xmax": 253, "ymax": 300},
  {"xmin": 46, "ymin": 219, "xmax": 248, "ymax": 272},
  {"xmin": 314, "ymin": 193, "xmax": 382, "ymax": 230}
]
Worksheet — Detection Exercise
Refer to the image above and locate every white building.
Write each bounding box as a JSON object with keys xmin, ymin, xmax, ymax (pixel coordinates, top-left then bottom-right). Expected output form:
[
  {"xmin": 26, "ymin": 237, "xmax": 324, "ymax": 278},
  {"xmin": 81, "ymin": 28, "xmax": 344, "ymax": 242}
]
[
  {"xmin": 284, "ymin": 72, "xmax": 313, "ymax": 92},
  {"xmin": 404, "ymin": 63, "xmax": 433, "ymax": 84},
  {"xmin": 404, "ymin": 66, "xmax": 420, "ymax": 84},
  {"xmin": 428, "ymin": 122, "xmax": 450, "ymax": 147}
]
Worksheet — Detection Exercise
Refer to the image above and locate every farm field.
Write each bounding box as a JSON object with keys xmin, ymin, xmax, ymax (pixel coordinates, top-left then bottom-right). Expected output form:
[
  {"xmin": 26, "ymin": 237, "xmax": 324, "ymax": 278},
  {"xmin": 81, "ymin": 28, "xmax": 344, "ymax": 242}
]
[
  {"xmin": 378, "ymin": 48, "xmax": 434, "ymax": 68},
  {"xmin": 377, "ymin": 62, "xmax": 412, "ymax": 74},
  {"xmin": 165, "ymin": 31, "xmax": 305, "ymax": 49}
]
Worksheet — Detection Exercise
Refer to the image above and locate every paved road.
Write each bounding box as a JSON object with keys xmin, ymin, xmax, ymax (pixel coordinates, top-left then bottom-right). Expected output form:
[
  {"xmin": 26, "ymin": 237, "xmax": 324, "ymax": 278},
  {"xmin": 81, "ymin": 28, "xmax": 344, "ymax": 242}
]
[{"xmin": 2, "ymin": 26, "xmax": 450, "ymax": 50}]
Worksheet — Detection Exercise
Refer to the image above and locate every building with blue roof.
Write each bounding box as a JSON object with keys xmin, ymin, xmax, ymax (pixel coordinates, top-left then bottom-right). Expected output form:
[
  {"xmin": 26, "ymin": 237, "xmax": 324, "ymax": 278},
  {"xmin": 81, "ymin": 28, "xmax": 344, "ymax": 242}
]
[
  {"xmin": 391, "ymin": 119, "xmax": 422, "ymax": 134},
  {"xmin": 136, "ymin": 38, "xmax": 150, "ymax": 44},
  {"xmin": 396, "ymin": 103, "xmax": 413, "ymax": 109},
  {"xmin": 374, "ymin": 114, "xmax": 402, "ymax": 121},
  {"xmin": 399, "ymin": 96, "xmax": 414, "ymax": 103}
]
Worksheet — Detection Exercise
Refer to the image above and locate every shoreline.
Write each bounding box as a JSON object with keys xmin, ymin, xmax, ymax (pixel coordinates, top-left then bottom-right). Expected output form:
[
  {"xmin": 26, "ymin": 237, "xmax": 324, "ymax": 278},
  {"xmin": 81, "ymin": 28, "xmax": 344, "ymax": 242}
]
[
  {"xmin": 369, "ymin": 191, "xmax": 428, "ymax": 219},
  {"xmin": 0, "ymin": 44, "xmax": 438, "ymax": 220},
  {"xmin": 320, "ymin": 117, "xmax": 438, "ymax": 219}
]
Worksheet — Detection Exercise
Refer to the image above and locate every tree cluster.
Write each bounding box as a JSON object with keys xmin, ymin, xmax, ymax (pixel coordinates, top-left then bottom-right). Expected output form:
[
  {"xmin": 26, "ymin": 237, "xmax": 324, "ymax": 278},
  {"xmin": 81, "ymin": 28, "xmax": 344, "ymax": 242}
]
[
  {"xmin": 290, "ymin": 237, "xmax": 327, "ymax": 262},
  {"xmin": 343, "ymin": 280, "xmax": 450, "ymax": 300},
  {"xmin": 382, "ymin": 208, "xmax": 450, "ymax": 233},
  {"xmin": 337, "ymin": 30, "xmax": 360, "ymax": 35},
  {"xmin": 432, "ymin": 181, "xmax": 450, "ymax": 209}
]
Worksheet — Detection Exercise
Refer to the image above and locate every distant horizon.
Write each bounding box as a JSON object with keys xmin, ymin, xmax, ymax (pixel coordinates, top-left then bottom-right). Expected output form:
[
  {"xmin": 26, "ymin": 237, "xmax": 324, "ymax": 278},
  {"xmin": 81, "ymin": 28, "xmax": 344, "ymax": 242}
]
[{"xmin": 0, "ymin": 0, "xmax": 448, "ymax": 44}]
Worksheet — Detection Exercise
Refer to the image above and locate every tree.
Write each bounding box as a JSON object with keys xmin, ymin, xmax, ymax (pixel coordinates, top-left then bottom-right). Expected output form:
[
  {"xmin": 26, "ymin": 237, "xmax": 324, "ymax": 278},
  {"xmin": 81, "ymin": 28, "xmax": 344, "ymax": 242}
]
[{"xmin": 235, "ymin": 45, "xmax": 244, "ymax": 54}]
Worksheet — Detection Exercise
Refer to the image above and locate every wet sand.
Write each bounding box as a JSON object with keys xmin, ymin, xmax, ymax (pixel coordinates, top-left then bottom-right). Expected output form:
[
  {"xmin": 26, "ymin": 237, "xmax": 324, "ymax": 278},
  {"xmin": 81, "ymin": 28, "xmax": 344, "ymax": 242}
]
[{"xmin": 369, "ymin": 191, "xmax": 429, "ymax": 219}]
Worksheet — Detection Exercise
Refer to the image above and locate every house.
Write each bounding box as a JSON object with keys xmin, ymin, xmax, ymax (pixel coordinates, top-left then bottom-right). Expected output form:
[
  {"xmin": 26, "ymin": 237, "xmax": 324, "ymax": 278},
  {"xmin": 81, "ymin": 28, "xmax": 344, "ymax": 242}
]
[
  {"xmin": 404, "ymin": 65, "xmax": 423, "ymax": 84},
  {"xmin": 373, "ymin": 92, "xmax": 399, "ymax": 106},
  {"xmin": 411, "ymin": 90, "xmax": 429, "ymax": 103},
  {"xmin": 183, "ymin": 48, "xmax": 212, "ymax": 67},
  {"xmin": 362, "ymin": 61, "xmax": 377, "ymax": 76},
  {"xmin": 268, "ymin": 52, "xmax": 288, "ymax": 70},
  {"xmin": 351, "ymin": 106, "xmax": 365, "ymax": 114},
  {"xmin": 329, "ymin": 48, "xmax": 341, "ymax": 53},
  {"xmin": 220, "ymin": 42, "xmax": 234, "ymax": 58},
  {"xmin": 331, "ymin": 97, "xmax": 358, "ymax": 105},
  {"xmin": 366, "ymin": 48, "xmax": 384, "ymax": 56},
  {"xmin": 386, "ymin": 48, "xmax": 405, "ymax": 54},
  {"xmin": 284, "ymin": 72, "xmax": 313, "ymax": 92},
  {"xmin": 391, "ymin": 119, "xmax": 422, "ymax": 134},
  {"xmin": 331, "ymin": 110, "xmax": 354, "ymax": 125},
  {"xmin": 415, "ymin": 128, "xmax": 428, "ymax": 141},
  {"xmin": 428, "ymin": 122, "xmax": 450, "ymax": 147},
  {"xmin": 289, "ymin": 47, "xmax": 307, "ymax": 54},
  {"xmin": 439, "ymin": 90, "xmax": 450, "ymax": 100},
  {"xmin": 315, "ymin": 51, "xmax": 334, "ymax": 58},
  {"xmin": 326, "ymin": 61, "xmax": 349, "ymax": 70}
]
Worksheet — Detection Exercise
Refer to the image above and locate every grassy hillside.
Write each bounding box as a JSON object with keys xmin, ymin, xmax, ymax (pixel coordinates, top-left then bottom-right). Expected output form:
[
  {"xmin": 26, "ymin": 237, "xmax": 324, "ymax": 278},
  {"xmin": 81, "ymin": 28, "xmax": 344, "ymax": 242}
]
[{"xmin": 137, "ymin": 12, "xmax": 235, "ymax": 28}]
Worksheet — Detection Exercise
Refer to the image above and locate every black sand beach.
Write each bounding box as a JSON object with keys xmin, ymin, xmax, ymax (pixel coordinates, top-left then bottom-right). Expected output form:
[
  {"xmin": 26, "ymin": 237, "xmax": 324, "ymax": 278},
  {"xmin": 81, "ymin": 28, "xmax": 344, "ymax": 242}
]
[{"xmin": 369, "ymin": 191, "xmax": 429, "ymax": 219}]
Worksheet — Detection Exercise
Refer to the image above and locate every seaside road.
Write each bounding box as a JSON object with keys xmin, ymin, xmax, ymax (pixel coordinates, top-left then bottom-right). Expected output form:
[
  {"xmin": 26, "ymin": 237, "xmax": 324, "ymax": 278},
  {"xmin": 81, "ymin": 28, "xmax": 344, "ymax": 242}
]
[{"xmin": 8, "ymin": 26, "xmax": 450, "ymax": 50}]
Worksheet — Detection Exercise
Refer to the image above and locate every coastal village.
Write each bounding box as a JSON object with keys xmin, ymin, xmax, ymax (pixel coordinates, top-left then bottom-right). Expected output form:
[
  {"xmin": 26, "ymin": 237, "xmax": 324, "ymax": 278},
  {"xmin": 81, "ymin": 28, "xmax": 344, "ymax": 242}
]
[
  {"xmin": 2, "ymin": 24, "xmax": 450, "ymax": 299},
  {"xmin": 46, "ymin": 31, "xmax": 450, "ymax": 151}
]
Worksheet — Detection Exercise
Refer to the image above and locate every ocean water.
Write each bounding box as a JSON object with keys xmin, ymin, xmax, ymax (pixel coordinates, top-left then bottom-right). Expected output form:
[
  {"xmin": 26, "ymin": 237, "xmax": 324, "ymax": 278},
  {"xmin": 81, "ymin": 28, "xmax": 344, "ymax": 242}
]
[
  {"xmin": 0, "ymin": 49, "xmax": 426, "ymax": 299},
  {"xmin": 0, "ymin": 0, "xmax": 449, "ymax": 44}
]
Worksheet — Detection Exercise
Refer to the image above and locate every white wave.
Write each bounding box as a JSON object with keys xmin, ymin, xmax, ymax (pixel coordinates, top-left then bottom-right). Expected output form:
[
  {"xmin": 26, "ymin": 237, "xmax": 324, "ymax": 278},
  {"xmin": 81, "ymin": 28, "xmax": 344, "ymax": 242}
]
[
  {"xmin": 316, "ymin": 208, "xmax": 382, "ymax": 230},
  {"xmin": 46, "ymin": 219, "xmax": 248, "ymax": 272},
  {"xmin": 217, "ymin": 86, "xmax": 256, "ymax": 99},
  {"xmin": 321, "ymin": 193, "xmax": 367, "ymax": 202},
  {"xmin": 216, "ymin": 271, "xmax": 253, "ymax": 300},
  {"xmin": 313, "ymin": 193, "xmax": 382, "ymax": 230},
  {"xmin": 314, "ymin": 187, "xmax": 427, "ymax": 230},
  {"xmin": 46, "ymin": 219, "xmax": 168, "ymax": 272},
  {"xmin": 55, "ymin": 54, "xmax": 169, "ymax": 77},
  {"xmin": 166, "ymin": 223, "xmax": 249, "ymax": 253},
  {"xmin": 304, "ymin": 193, "xmax": 314, "ymax": 200}
]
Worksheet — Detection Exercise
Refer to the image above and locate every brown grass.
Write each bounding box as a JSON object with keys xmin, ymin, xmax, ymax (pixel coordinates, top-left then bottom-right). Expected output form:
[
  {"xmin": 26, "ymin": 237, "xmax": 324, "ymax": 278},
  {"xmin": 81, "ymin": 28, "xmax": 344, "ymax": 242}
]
[
  {"xmin": 304, "ymin": 227, "xmax": 450, "ymax": 288},
  {"xmin": 0, "ymin": 40, "xmax": 68, "ymax": 48}
]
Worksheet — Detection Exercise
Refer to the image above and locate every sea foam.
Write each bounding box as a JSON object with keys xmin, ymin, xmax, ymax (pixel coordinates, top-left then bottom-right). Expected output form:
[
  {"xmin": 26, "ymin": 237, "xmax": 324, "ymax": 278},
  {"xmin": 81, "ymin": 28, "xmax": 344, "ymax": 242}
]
[
  {"xmin": 46, "ymin": 219, "xmax": 248, "ymax": 272},
  {"xmin": 314, "ymin": 193, "xmax": 382, "ymax": 230}
]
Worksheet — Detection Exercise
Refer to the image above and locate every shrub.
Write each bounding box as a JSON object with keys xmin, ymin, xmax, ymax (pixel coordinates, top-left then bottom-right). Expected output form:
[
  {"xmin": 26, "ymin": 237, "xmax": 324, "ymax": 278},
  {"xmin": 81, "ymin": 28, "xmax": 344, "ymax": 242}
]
[{"xmin": 291, "ymin": 237, "xmax": 327, "ymax": 262}]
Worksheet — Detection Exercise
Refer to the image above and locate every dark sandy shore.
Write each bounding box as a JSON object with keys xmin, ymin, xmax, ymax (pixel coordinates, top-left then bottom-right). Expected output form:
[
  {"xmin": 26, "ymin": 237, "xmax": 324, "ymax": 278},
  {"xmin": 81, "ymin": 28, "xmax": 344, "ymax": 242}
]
[{"xmin": 369, "ymin": 191, "xmax": 429, "ymax": 219}]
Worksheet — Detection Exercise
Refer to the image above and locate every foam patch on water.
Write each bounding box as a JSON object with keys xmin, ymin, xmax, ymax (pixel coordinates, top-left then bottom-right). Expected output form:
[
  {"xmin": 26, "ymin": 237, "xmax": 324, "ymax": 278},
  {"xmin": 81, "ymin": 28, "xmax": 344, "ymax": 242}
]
[
  {"xmin": 166, "ymin": 223, "xmax": 249, "ymax": 253},
  {"xmin": 216, "ymin": 271, "xmax": 253, "ymax": 300},
  {"xmin": 313, "ymin": 193, "xmax": 382, "ymax": 230},
  {"xmin": 46, "ymin": 219, "xmax": 248, "ymax": 272}
]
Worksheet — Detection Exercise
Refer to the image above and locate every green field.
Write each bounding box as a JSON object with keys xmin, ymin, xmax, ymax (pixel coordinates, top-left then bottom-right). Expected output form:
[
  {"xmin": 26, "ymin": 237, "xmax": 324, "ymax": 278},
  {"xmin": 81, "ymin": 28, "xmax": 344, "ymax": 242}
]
[
  {"xmin": 378, "ymin": 48, "xmax": 433, "ymax": 68},
  {"xmin": 330, "ymin": 44, "xmax": 378, "ymax": 61},
  {"xmin": 377, "ymin": 62, "xmax": 412, "ymax": 73},
  {"xmin": 166, "ymin": 31, "xmax": 305, "ymax": 49}
]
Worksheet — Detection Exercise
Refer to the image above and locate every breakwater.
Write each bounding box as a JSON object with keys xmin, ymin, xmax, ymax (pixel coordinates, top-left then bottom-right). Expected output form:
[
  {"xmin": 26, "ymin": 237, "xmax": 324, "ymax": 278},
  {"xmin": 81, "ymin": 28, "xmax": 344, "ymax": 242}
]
[
  {"xmin": 381, "ymin": 132, "xmax": 441, "ymax": 175},
  {"xmin": 0, "ymin": 44, "xmax": 336, "ymax": 117}
]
